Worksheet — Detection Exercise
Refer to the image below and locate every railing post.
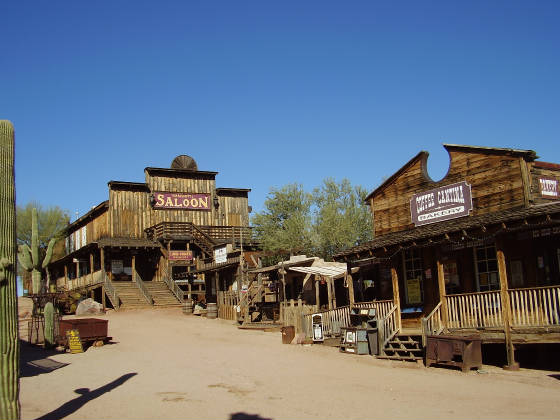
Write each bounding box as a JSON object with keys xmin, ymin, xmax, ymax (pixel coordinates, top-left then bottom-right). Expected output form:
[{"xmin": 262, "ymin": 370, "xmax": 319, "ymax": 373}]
[
  {"xmin": 436, "ymin": 259, "xmax": 449, "ymax": 331},
  {"xmin": 378, "ymin": 316, "xmax": 386, "ymax": 355},
  {"xmin": 497, "ymin": 245, "xmax": 519, "ymax": 370}
]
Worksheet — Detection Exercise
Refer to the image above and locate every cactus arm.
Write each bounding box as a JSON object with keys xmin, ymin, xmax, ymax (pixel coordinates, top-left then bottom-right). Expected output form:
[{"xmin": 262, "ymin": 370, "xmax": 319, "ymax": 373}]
[
  {"xmin": 42, "ymin": 237, "xmax": 56, "ymax": 269},
  {"xmin": 18, "ymin": 244, "xmax": 33, "ymax": 271},
  {"xmin": 31, "ymin": 208, "xmax": 39, "ymax": 267}
]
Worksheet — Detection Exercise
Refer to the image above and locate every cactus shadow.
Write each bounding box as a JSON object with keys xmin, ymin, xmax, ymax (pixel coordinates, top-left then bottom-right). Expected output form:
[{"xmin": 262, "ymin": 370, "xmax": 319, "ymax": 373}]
[
  {"xmin": 20, "ymin": 340, "xmax": 69, "ymax": 378},
  {"xmin": 229, "ymin": 413, "xmax": 273, "ymax": 420},
  {"xmin": 34, "ymin": 372, "xmax": 137, "ymax": 420}
]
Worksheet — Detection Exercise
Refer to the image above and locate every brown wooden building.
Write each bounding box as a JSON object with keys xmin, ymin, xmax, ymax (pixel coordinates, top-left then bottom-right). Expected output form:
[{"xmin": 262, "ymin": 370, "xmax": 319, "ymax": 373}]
[
  {"xmin": 334, "ymin": 144, "xmax": 560, "ymax": 367},
  {"xmin": 48, "ymin": 155, "xmax": 259, "ymax": 309}
]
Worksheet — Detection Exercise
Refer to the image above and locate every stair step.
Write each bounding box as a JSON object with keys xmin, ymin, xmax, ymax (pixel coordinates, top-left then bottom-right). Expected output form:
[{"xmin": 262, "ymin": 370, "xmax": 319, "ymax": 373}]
[
  {"xmin": 377, "ymin": 355, "xmax": 423, "ymax": 361},
  {"xmin": 385, "ymin": 347, "xmax": 423, "ymax": 353}
]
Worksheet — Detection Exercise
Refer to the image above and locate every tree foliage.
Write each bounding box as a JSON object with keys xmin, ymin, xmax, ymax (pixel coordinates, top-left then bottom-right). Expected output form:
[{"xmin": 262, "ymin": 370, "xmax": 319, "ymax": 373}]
[
  {"xmin": 313, "ymin": 178, "xmax": 373, "ymax": 260},
  {"xmin": 252, "ymin": 179, "xmax": 373, "ymax": 261},
  {"xmin": 252, "ymin": 184, "xmax": 315, "ymax": 262},
  {"xmin": 16, "ymin": 202, "xmax": 69, "ymax": 248}
]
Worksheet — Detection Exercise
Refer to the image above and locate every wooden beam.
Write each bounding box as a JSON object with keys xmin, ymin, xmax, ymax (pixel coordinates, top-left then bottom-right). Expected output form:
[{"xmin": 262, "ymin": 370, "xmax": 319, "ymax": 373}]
[
  {"xmin": 315, "ymin": 276, "xmax": 320, "ymax": 312},
  {"xmin": 496, "ymin": 242, "xmax": 519, "ymax": 370},
  {"xmin": 346, "ymin": 269, "xmax": 355, "ymax": 306},
  {"xmin": 436, "ymin": 258, "xmax": 449, "ymax": 330},
  {"xmin": 326, "ymin": 276, "xmax": 333, "ymax": 311},
  {"xmin": 390, "ymin": 264, "xmax": 401, "ymax": 330},
  {"xmin": 132, "ymin": 254, "xmax": 136, "ymax": 283}
]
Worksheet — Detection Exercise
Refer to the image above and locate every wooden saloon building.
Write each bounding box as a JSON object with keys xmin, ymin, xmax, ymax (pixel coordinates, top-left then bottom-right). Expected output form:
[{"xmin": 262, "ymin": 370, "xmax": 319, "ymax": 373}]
[
  {"xmin": 334, "ymin": 144, "xmax": 560, "ymax": 367},
  {"xmin": 48, "ymin": 155, "xmax": 259, "ymax": 309}
]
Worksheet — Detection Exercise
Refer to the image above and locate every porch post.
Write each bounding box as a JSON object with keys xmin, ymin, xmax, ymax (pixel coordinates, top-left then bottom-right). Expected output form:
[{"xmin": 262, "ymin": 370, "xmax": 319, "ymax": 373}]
[
  {"xmin": 331, "ymin": 276, "xmax": 337, "ymax": 309},
  {"xmin": 326, "ymin": 276, "xmax": 333, "ymax": 310},
  {"xmin": 132, "ymin": 254, "xmax": 136, "ymax": 283},
  {"xmin": 315, "ymin": 275, "xmax": 320, "ymax": 311},
  {"xmin": 390, "ymin": 264, "xmax": 401, "ymax": 330},
  {"xmin": 100, "ymin": 248, "xmax": 106, "ymax": 310},
  {"xmin": 436, "ymin": 259, "xmax": 449, "ymax": 330},
  {"xmin": 497, "ymin": 244, "xmax": 519, "ymax": 370},
  {"xmin": 89, "ymin": 252, "xmax": 94, "ymax": 286},
  {"xmin": 346, "ymin": 263, "xmax": 355, "ymax": 306}
]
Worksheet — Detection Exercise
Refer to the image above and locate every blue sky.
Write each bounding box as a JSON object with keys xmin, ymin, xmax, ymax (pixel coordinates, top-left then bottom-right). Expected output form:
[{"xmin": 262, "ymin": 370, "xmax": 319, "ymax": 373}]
[{"xmin": 3, "ymin": 0, "xmax": 559, "ymax": 220}]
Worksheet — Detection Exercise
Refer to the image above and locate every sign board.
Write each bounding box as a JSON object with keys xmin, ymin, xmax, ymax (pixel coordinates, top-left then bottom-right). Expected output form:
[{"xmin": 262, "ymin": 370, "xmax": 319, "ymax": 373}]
[
  {"xmin": 214, "ymin": 246, "xmax": 227, "ymax": 264},
  {"xmin": 111, "ymin": 260, "xmax": 123, "ymax": 274},
  {"xmin": 410, "ymin": 181, "xmax": 472, "ymax": 227},
  {"xmin": 169, "ymin": 250, "xmax": 193, "ymax": 261},
  {"xmin": 538, "ymin": 177, "xmax": 559, "ymax": 199},
  {"xmin": 406, "ymin": 278, "xmax": 422, "ymax": 304},
  {"xmin": 66, "ymin": 329, "xmax": 84, "ymax": 353},
  {"xmin": 151, "ymin": 192, "xmax": 211, "ymax": 211}
]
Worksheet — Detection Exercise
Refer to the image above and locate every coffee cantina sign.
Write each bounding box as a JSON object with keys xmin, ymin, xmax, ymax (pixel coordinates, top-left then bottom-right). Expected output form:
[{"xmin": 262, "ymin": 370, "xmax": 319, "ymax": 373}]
[
  {"xmin": 152, "ymin": 192, "xmax": 211, "ymax": 210},
  {"xmin": 410, "ymin": 181, "xmax": 473, "ymax": 227}
]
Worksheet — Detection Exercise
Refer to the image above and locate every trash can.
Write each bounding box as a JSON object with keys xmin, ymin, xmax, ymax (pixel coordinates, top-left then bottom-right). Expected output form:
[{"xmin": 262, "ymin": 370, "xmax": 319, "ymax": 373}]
[
  {"xmin": 367, "ymin": 328, "xmax": 379, "ymax": 355},
  {"xmin": 281, "ymin": 326, "xmax": 295, "ymax": 344}
]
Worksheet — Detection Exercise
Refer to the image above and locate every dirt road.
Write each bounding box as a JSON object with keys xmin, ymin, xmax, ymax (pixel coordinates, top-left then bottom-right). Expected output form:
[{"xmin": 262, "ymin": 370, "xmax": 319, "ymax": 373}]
[{"xmin": 19, "ymin": 307, "xmax": 560, "ymax": 420}]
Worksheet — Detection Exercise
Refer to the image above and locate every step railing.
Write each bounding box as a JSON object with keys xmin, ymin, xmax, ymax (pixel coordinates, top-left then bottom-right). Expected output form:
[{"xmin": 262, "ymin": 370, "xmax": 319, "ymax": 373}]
[
  {"xmin": 103, "ymin": 274, "xmax": 120, "ymax": 310},
  {"xmin": 509, "ymin": 285, "xmax": 560, "ymax": 327},
  {"xmin": 421, "ymin": 302, "xmax": 443, "ymax": 346},
  {"xmin": 378, "ymin": 305, "xmax": 399, "ymax": 354},
  {"xmin": 191, "ymin": 224, "xmax": 215, "ymax": 257},
  {"xmin": 135, "ymin": 277, "xmax": 154, "ymax": 305},
  {"xmin": 162, "ymin": 267, "xmax": 185, "ymax": 302}
]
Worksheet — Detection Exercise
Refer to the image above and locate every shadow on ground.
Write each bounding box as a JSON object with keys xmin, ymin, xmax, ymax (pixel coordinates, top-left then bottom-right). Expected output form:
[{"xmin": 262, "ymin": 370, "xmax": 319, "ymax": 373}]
[
  {"xmin": 230, "ymin": 413, "xmax": 273, "ymax": 420},
  {"xmin": 20, "ymin": 340, "xmax": 69, "ymax": 378},
  {"xmin": 34, "ymin": 372, "xmax": 137, "ymax": 420}
]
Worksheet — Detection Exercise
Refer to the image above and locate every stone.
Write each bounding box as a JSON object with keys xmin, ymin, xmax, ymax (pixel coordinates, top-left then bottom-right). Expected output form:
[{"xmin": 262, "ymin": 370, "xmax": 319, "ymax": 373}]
[{"xmin": 75, "ymin": 298, "xmax": 104, "ymax": 316}]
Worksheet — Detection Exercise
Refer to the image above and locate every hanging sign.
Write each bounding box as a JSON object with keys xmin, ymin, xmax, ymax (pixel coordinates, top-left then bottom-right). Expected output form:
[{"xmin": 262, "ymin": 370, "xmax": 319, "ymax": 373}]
[
  {"xmin": 151, "ymin": 192, "xmax": 211, "ymax": 210},
  {"xmin": 538, "ymin": 177, "xmax": 559, "ymax": 199},
  {"xmin": 66, "ymin": 329, "xmax": 84, "ymax": 354},
  {"xmin": 169, "ymin": 250, "xmax": 193, "ymax": 261},
  {"xmin": 214, "ymin": 246, "xmax": 227, "ymax": 264},
  {"xmin": 410, "ymin": 181, "xmax": 472, "ymax": 226}
]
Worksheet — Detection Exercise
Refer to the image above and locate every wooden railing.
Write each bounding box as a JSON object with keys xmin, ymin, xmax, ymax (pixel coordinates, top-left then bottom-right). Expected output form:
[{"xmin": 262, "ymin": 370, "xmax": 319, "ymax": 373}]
[
  {"xmin": 217, "ymin": 290, "xmax": 239, "ymax": 320},
  {"xmin": 353, "ymin": 300, "xmax": 394, "ymax": 321},
  {"xmin": 146, "ymin": 222, "xmax": 255, "ymax": 245},
  {"xmin": 509, "ymin": 285, "xmax": 560, "ymax": 327},
  {"xmin": 64, "ymin": 270, "xmax": 105, "ymax": 291},
  {"xmin": 421, "ymin": 302, "xmax": 444, "ymax": 346},
  {"xmin": 281, "ymin": 300, "xmax": 315, "ymax": 334},
  {"xmin": 162, "ymin": 266, "xmax": 185, "ymax": 302},
  {"xmin": 446, "ymin": 290, "xmax": 503, "ymax": 329},
  {"xmin": 378, "ymin": 305, "xmax": 399, "ymax": 350},
  {"xmin": 135, "ymin": 277, "xmax": 154, "ymax": 305},
  {"xmin": 104, "ymin": 274, "xmax": 120, "ymax": 309}
]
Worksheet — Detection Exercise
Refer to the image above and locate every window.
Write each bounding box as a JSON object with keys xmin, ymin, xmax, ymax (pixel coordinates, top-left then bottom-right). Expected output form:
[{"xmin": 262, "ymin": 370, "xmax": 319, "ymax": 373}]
[
  {"xmin": 474, "ymin": 245, "xmax": 499, "ymax": 291},
  {"xmin": 403, "ymin": 249, "xmax": 423, "ymax": 304}
]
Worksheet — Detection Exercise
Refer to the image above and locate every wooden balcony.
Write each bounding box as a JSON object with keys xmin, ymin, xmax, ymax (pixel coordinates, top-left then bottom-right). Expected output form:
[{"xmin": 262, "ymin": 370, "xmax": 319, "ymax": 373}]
[
  {"xmin": 56, "ymin": 270, "xmax": 105, "ymax": 292},
  {"xmin": 145, "ymin": 222, "xmax": 257, "ymax": 246}
]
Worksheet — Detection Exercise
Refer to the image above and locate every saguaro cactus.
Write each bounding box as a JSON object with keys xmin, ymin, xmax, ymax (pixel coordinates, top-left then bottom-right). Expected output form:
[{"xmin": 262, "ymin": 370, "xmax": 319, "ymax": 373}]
[
  {"xmin": 18, "ymin": 208, "xmax": 56, "ymax": 294},
  {"xmin": 0, "ymin": 120, "xmax": 20, "ymax": 420},
  {"xmin": 43, "ymin": 301, "xmax": 55, "ymax": 348}
]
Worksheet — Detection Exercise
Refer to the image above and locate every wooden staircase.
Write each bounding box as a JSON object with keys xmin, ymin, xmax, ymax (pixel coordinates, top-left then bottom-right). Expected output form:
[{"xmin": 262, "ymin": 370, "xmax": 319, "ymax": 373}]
[
  {"xmin": 112, "ymin": 282, "xmax": 152, "ymax": 309},
  {"xmin": 378, "ymin": 333, "xmax": 424, "ymax": 362},
  {"xmin": 144, "ymin": 282, "xmax": 182, "ymax": 307}
]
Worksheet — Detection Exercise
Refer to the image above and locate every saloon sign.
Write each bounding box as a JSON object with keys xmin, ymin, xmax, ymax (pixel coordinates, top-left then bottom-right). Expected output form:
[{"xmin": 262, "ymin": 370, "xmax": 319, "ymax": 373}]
[
  {"xmin": 538, "ymin": 177, "xmax": 559, "ymax": 199},
  {"xmin": 410, "ymin": 181, "xmax": 472, "ymax": 227},
  {"xmin": 152, "ymin": 192, "xmax": 211, "ymax": 210}
]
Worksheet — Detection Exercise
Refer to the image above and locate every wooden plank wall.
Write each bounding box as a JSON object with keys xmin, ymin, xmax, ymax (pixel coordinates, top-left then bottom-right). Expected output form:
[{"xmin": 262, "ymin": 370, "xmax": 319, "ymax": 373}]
[
  {"xmin": 371, "ymin": 150, "xmax": 528, "ymax": 236},
  {"xmin": 218, "ymin": 195, "xmax": 249, "ymax": 227},
  {"xmin": 529, "ymin": 162, "xmax": 560, "ymax": 205}
]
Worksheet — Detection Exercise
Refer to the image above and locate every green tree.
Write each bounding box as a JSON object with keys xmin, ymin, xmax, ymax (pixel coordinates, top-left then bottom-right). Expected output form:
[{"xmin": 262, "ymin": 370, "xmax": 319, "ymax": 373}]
[
  {"xmin": 252, "ymin": 184, "xmax": 315, "ymax": 263},
  {"xmin": 16, "ymin": 203, "xmax": 69, "ymax": 293},
  {"xmin": 313, "ymin": 178, "xmax": 373, "ymax": 260}
]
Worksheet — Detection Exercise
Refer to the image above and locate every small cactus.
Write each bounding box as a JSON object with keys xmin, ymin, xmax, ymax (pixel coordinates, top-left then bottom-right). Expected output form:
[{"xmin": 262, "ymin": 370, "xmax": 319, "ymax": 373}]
[
  {"xmin": 44, "ymin": 302, "xmax": 55, "ymax": 348},
  {"xmin": 18, "ymin": 208, "xmax": 56, "ymax": 294}
]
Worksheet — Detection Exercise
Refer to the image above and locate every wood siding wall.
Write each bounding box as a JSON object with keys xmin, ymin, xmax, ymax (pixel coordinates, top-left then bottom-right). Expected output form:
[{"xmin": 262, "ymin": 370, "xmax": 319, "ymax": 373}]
[
  {"xmin": 218, "ymin": 195, "xmax": 249, "ymax": 227},
  {"xmin": 370, "ymin": 150, "xmax": 528, "ymax": 236}
]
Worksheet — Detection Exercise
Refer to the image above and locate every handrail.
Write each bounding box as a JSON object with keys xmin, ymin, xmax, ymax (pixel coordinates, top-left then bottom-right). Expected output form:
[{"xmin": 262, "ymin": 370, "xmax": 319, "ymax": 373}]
[
  {"xmin": 191, "ymin": 224, "xmax": 215, "ymax": 257},
  {"xmin": 378, "ymin": 304, "xmax": 399, "ymax": 352},
  {"xmin": 509, "ymin": 286, "xmax": 560, "ymax": 327},
  {"xmin": 162, "ymin": 266, "xmax": 184, "ymax": 302},
  {"xmin": 135, "ymin": 277, "xmax": 154, "ymax": 305},
  {"xmin": 421, "ymin": 302, "xmax": 443, "ymax": 346},
  {"xmin": 103, "ymin": 274, "xmax": 120, "ymax": 310}
]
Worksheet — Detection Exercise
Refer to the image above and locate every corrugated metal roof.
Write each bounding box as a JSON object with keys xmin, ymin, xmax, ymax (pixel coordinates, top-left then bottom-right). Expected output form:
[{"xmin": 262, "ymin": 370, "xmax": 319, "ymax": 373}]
[{"xmin": 289, "ymin": 265, "xmax": 347, "ymax": 278}]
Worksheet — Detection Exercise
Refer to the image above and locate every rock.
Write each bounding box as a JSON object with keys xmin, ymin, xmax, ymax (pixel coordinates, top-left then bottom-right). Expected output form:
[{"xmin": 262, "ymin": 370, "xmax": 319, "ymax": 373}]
[{"xmin": 75, "ymin": 298, "xmax": 104, "ymax": 316}]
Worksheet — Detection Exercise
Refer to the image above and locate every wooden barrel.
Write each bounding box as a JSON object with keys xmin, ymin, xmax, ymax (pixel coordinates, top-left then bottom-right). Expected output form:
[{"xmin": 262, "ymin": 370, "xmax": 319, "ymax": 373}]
[
  {"xmin": 207, "ymin": 303, "xmax": 217, "ymax": 319},
  {"xmin": 182, "ymin": 301, "xmax": 193, "ymax": 315}
]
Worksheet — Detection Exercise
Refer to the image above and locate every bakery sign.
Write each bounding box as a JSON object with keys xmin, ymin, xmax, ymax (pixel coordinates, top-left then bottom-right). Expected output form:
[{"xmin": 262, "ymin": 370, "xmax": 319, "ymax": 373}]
[
  {"xmin": 538, "ymin": 177, "xmax": 559, "ymax": 199},
  {"xmin": 151, "ymin": 192, "xmax": 211, "ymax": 210},
  {"xmin": 410, "ymin": 181, "xmax": 473, "ymax": 227}
]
